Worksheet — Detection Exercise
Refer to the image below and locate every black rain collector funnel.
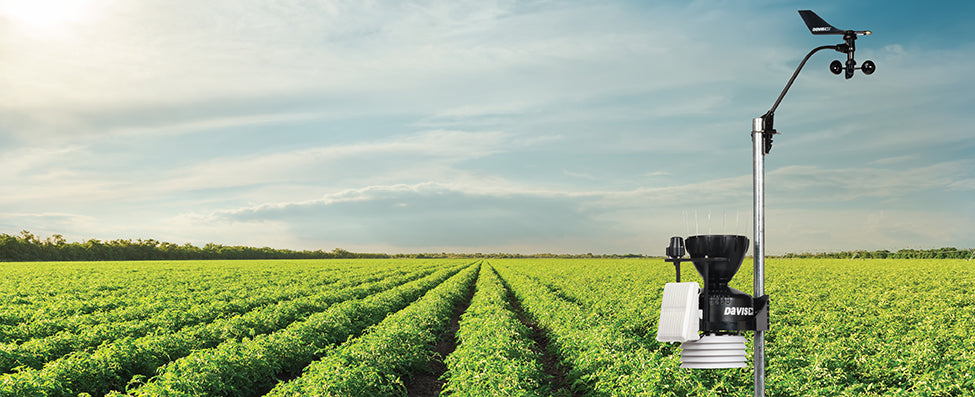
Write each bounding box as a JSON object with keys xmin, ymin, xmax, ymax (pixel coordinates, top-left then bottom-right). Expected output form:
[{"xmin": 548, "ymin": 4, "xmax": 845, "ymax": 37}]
[{"xmin": 685, "ymin": 234, "xmax": 749, "ymax": 287}]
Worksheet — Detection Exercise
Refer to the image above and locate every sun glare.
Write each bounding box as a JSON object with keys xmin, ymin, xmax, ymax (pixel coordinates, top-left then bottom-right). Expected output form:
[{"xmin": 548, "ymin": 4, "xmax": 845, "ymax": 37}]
[{"xmin": 0, "ymin": 0, "xmax": 95, "ymax": 33}]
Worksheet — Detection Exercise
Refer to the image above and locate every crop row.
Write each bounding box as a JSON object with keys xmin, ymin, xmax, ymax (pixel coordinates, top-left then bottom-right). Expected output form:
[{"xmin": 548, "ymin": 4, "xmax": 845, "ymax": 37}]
[
  {"xmin": 0, "ymin": 261, "xmax": 302, "ymax": 326},
  {"xmin": 1, "ymin": 258, "xmax": 970, "ymax": 396},
  {"xmin": 504, "ymin": 259, "xmax": 663, "ymax": 338},
  {"xmin": 112, "ymin": 262, "xmax": 474, "ymax": 397},
  {"xmin": 0, "ymin": 262, "xmax": 457, "ymax": 397},
  {"xmin": 761, "ymin": 259, "xmax": 975, "ymax": 395},
  {"xmin": 0, "ymin": 261, "xmax": 404, "ymax": 342},
  {"xmin": 441, "ymin": 263, "xmax": 548, "ymax": 396},
  {"xmin": 0, "ymin": 265, "xmax": 426, "ymax": 374},
  {"xmin": 496, "ymin": 258, "xmax": 975, "ymax": 395},
  {"xmin": 492, "ymin": 261, "xmax": 749, "ymax": 396},
  {"xmin": 261, "ymin": 262, "xmax": 480, "ymax": 396}
]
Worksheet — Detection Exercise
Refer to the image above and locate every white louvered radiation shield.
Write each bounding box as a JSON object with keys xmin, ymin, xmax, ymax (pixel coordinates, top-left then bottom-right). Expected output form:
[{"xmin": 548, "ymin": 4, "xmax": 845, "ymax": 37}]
[{"xmin": 679, "ymin": 334, "xmax": 748, "ymax": 369}]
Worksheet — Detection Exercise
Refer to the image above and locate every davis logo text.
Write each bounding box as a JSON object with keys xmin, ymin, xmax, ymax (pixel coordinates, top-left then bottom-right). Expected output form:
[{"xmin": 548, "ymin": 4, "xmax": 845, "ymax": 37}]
[{"xmin": 723, "ymin": 307, "xmax": 754, "ymax": 316}]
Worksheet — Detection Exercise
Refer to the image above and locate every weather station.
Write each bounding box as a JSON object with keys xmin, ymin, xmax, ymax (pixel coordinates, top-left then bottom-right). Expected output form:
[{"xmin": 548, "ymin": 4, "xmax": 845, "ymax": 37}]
[{"xmin": 655, "ymin": 10, "xmax": 876, "ymax": 396}]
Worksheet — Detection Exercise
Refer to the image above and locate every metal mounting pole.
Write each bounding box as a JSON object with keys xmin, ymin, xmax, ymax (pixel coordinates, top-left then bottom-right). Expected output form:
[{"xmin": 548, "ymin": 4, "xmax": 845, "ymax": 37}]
[
  {"xmin": 743, "ymin": 10, "xmax": 875, "ymax": 396},
  {"xmin": 751, "ymin": 117, "xmax": 766, "ymax": 397},
  {"xmin": 749, "ymin": 42, "xmax": 834, "ymax": 397}
]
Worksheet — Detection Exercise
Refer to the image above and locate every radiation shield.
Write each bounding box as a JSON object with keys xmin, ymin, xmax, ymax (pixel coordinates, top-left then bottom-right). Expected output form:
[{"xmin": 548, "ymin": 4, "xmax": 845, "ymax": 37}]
[{"xmin": 680, "ymin": 334, "xmax": 748, "ymax": 369}]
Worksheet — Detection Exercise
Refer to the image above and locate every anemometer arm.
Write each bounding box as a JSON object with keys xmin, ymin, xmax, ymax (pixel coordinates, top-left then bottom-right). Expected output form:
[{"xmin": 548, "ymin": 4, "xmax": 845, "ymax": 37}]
[
  {"xmin": 759, "ymin": 11, "xmax": 875, "ymax": 155},
  {"xmin": 765, "ymin": 44, "xmax": 839, "ymax": 118},
  {"xmin": 758, "ymin": 44, "xmax": 837, "ymax": 154}
]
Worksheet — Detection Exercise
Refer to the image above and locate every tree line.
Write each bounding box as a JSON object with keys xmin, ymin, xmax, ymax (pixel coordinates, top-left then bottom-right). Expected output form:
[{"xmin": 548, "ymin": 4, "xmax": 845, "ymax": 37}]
[
  {"xmin": 782, "ymin": 248, "xmax": 973, "ymax": 259},
  {"xmin": 0, "ymin": 231, "xmax": 388, "ymax": 261},
  {"xmin": 4, "ymin": 231, "xmax": 968, "ymax": 262},
  {"xmin": 0, "ymin": 231, "xmax": 647, "ymax": 262}
]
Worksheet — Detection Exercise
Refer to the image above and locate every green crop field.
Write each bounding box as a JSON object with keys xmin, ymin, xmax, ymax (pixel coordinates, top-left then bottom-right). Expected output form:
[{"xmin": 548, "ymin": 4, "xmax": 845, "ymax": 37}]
[{"xmin": 0, "ymin": 258, "xmax": 971, "ymax": 396}]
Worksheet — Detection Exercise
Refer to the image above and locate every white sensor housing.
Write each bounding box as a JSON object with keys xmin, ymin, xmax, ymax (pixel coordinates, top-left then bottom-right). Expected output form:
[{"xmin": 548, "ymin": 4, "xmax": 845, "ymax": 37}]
[
  {"xmin": 656, "ymin": 282, "xmax": 701, "ymax": 343},
  {"xmin": 680, "ymin": 334, "xmax": 748, "ymax": 368}
]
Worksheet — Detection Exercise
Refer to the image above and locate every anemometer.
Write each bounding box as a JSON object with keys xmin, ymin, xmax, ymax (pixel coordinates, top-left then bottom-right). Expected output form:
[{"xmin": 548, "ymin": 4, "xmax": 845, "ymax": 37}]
[{"xmin": 655, "ymin": 10, "xmax": 875, "ymax": 397}]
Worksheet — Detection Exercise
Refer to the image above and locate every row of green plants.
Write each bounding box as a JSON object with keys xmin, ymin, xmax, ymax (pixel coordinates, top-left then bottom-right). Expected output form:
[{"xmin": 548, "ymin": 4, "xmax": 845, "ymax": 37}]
[
  {"xmin": 0, "ymin": 262, "xmax": 458, "ymax": 396},
  {"xmin": 2, "ymin": 263, "xmax": 419, "ymax": 343},
  {"xmin": 493, "ymin": 262, "xmax": 655, "ymax": 395},
  {"xmin": 502, "ymin": 259, "xmax": 663, "ymax": 338},
  {"xmin": 761, "ymin": 259, "xmax": 975, "ymax": 395},
  {"xmin": 0, "ymin": 260, "xmax": 363, "ymax": 329},
  {"xmin": 493, "ymin": 260, "xmax": 748, "ymax": 396},
  {"xmin": 0, "ymin": 265, "xmax": 422, "ymax": 374},
  {"xmin": 441, "ymin": 263, "xmax": 548, "ymax": 396},
  {"xmin": 0, "ymin": 260, "xmax": 428, "ymax": 338},
  {"xmin": 261, "ymin": 263, "xmax": 480, "ymax": 396},
  {"xmin": 498, "ymin": 258, "xmax": 975, "ymax": 396},
  {"xmin": 112, "ymin": 262, "xmax": 473, "ymax": 397},
  {"xmin": 3, "ymin": 267, "xmax": 353, "ymax": 342},
  {"xmin": 0, "ymin": 258, "xmax": 970, "ymax": 395}
]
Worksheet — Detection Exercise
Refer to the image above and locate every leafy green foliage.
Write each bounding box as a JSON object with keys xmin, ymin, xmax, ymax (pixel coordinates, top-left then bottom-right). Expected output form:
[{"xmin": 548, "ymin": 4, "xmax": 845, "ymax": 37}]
[
  {"xmin": 119, "ymin": 262, "xmax": 472, "ymax": 397},
  {"xmin": 493, "ymin": 260, "xmax": 705, "ymax": 396},
  {"xmin": 493, "ymin": 258, "xmax": 975, "ymax": 396},
  {"xmin": 264, "ymin": 263, "xmax": 480, "ymax": 396},
  {"xmin": 784, "ymin": 248, "xmax": 973, "ymax": 259},
  {"xmin": 0, "ymin": 258, "xmax": 971, "ymax": 396},
  {"xmin": 0, "ymin": 264, "xmax": 418, "ymax": 373},
  {"xmin": 0, "ymin": 231, "xmax": 390, "ymax": 261},
  {"xmin": 441, "ymin": 263, "xmax": 548, "ymax": 396},
  {"xmin": 0, "ymin": 260, "xmax": 464, "ymax": 396}
]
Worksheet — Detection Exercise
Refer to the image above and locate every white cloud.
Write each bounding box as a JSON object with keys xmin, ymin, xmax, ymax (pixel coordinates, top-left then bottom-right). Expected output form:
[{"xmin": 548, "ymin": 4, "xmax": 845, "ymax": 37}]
[
  {"xmin": 2, "ymin": 1, "xmax": 974, "ymax": 254},
  {"xmin": 0, "ymin": 212, "xmax": 97, "ymax": 237},
  {"xmin": 153, "ymin": 129, "xmax": 513, "ymax": 193},
  {"xmin": 947, "ymin": 179, "xmax": 975, "ymax": 191},
  {"xmin": 189, "ymin": 155, "xmax": 974, "ymax": 253},
  {"xmin": 1, "ymin": 1, "xmax": 795, "ymax": 137},
  {"xmin": 767, "ymin": 208, "xmax": 972, "ymax": 254},
  {"xmin": 769, "ymin": 160, "xmax": 974, "ymax": 202},
  {"xmin": 202, "ymin": 181, "xmax": 610, "ymax": 251},
  {"xmin": 870, "ymin": 155, "xmax": 920, "ymax": 165}
]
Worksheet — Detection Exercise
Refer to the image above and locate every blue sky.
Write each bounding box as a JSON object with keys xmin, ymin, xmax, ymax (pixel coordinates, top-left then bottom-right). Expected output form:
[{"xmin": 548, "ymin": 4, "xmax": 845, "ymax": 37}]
[{"xmin": 1, "ymin": 0, "xmax": 972, "ymax": 254}]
